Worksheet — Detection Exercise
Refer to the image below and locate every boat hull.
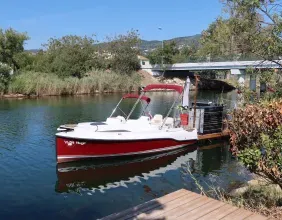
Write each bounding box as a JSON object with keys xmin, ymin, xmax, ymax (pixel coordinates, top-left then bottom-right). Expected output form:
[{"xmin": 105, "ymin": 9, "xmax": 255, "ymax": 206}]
[{"xmin": 56, "ymin": 137, "xmax": 197, "ymax": 163}]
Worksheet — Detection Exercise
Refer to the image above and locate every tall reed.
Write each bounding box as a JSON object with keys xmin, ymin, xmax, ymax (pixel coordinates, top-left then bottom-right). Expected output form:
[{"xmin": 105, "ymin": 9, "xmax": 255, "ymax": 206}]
[{"xmin": 8, "ymin": 70, "xmax": 141, "ymax": 96}]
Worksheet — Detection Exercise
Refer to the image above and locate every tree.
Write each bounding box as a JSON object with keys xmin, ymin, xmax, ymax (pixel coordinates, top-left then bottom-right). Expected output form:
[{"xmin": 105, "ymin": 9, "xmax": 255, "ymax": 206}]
[
  {"xmin": 148, "ymin": 41, "xmax": 179, "ymax": 65},
  {"xmin": 0, "ymin": 28, "xmax": 29, "ymax": 70},
  {"xmin": 106, "ymin": 30, "xmax": 141, "ymax": 74},
  {"xmin": 0, "ymin": 63, "xmax": 11, "ymax": 94},
  {"xmin": 203, "ymin": 0, "xmax": 282, "ymax": 63},
  {"xmin": 14, "ymin": 51, "xmax": 36, "ymax": 70},
  {"xmin": 39, "ymin": 35, "xmax": 100, "ymax": 78},
  {"xmin": 199, "ymin": 11, "xmax": 260, "ymax": 60},
  {"xmin": 173, "ymin": 41, "xmax": 199, "ymax": 63},
  {"xmin": 232, "ymin": 0, "xmax": 282, "ymax": 63},
  {"xmin": 199, "ymin": 18, "xmax": 232, "ymax": 58}
]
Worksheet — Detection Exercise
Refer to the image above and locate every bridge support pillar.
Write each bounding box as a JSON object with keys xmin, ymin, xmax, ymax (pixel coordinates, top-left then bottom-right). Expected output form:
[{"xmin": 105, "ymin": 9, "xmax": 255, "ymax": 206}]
[
  {"xmin": 230, "ymin": 69, "xmax": 246, "ymax": 86},
  {"xmin": 249, "ymin": 74, "xmax": 257, "ymax": 91},
  {"xmin": 226, "ymin": 70, "xmax": 231, "ymax": 79}
]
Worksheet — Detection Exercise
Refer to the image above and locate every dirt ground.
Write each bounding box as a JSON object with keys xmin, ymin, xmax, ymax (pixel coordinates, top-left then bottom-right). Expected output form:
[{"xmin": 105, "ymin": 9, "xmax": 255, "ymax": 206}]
[{"xmin": 138, "ymin": 70, "xmax": 160, "ymax": 86}]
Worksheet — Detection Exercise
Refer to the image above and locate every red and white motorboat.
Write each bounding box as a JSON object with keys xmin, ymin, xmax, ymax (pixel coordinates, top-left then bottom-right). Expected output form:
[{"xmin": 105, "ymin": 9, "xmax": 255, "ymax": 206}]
[{"xmin": 56, "ymin": 79, "xmax": 197, "ymax": 163}]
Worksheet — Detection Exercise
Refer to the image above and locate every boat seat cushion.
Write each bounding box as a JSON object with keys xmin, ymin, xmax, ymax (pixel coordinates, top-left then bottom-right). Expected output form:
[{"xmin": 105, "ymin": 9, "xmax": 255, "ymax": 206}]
[
  {"xmin": 164, "ymin": 117, "xmax": 174, "ymax": 126},
  {"xmin": 151, "ymin": 114, "xmax": 163, "ymax": 125}
]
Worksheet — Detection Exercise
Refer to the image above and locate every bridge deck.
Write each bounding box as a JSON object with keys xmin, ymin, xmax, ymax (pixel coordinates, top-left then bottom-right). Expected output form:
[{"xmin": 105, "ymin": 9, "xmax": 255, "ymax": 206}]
[
  {"xmin": 152, "ymin": 60, "xmax": 282, "ymax": 71},
  {"xmin": 101, "ymin": 189, "xmax": 272, "ymax": 220}
]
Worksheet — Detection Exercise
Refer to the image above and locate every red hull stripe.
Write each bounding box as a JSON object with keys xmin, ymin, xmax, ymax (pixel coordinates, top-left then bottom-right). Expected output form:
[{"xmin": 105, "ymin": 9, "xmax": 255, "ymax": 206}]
[
  {"xmin": 56, "ymin": 137, "xmax": 197, "ymax": 163},
  {"xmin": 58, "ymin": 144, "xmax": 189, "ymax": 159}
]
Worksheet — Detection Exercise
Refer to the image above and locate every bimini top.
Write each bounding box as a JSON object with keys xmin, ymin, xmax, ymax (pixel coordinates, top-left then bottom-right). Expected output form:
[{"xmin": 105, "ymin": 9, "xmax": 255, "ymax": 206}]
[
  {"xmin": 143, "ymin": 84, "xmax": 183, "ymax": 94},
  {"xmin": 122, "ymin": 94, "xmax": 151, "ymax": 103}
]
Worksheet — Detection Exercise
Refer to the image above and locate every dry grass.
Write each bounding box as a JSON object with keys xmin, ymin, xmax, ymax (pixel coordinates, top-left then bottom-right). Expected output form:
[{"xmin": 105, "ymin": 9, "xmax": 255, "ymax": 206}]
[{"xmin": 226, "ymin": 184, "xmax": 282, "ymax": 219}]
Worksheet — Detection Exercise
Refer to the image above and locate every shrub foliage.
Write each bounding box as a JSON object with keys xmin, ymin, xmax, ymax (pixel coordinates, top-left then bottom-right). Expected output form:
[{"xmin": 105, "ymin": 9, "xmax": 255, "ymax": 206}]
[{"xmin": 229, "ymin": 100, "xmax": 282, "ymax": 187}]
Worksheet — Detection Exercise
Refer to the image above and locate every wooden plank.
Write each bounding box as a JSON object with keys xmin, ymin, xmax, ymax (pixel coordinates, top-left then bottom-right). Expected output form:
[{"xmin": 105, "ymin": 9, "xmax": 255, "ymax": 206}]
[
  {"xmin": 244, "ymin": 213, "xmax": 268, "ymax": 220},
  {"xmin": 102, "ymin": 189, "xmax": 269, "ymax": 220},
  {"xmin": 149, "ymin": 196, "xmax": 213, "ymax": 219},
  {"xmin": 198, "ymin": 130, "xmax": 229, "ymax": 140},
  {"xmin": 109, "ymin": 189, "xmax": 189, "ymax": 220},
  {"xmin": 123, "ymin": 191, "xmax": 195, "ymax": 220},
  {"xmin": 101, "ymin": 189, "xmax": 189, "ymax": 220},
  {"xmin": 135, "ymin": 192, "xmax": 202, "ymax": 219},
  {"xmin": 176, "ymin": 199, "xmax": 225, "ymax": 220},
  {"xmin": 197, "ymin": 203, "xmax": 238, "ymax": 220},
  {"xmin": 221, "ymin": 208, "xmax": 254, "ymax": 220}
]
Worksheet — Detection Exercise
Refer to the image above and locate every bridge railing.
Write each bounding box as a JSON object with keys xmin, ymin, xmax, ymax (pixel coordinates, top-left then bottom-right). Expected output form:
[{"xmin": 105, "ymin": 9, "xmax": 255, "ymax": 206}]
[{"xmin": 184, "ymin": 54, "xmax": 265, "ymax": 63}]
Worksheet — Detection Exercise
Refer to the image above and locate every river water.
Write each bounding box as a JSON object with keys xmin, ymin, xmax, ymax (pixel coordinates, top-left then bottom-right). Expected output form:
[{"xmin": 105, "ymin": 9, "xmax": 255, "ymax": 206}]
[{"xmin": 0, "ymin": 91, "xmax": 250, "ymax": 219}]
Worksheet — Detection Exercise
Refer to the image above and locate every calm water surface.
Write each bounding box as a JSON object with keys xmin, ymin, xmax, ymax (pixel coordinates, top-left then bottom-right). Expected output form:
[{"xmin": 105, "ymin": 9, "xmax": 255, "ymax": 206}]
[{"xmin": 0, "ymin": 91, "xmax": 249, "ymax": 219}]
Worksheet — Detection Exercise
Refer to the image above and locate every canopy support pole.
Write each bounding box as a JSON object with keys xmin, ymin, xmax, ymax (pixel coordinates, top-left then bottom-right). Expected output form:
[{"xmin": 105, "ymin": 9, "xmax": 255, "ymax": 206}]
[
  {"xmin": 109, "ymin": 98, "xmax": 123, "ymax": 118},
  {"xmin": 126, "ymin": 93, "xmax": 144, "ymax": 120},
  {"xmin": 193, "ymin": 75, "xmax": 199, "ymax": 128},
  {"xmin": 160, "ymin": 90, "xmax": 184, "ymax": 129}
]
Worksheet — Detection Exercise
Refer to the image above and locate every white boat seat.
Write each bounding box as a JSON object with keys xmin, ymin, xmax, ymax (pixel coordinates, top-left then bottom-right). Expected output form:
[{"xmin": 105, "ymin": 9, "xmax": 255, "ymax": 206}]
[
  {"xmin": 151, "ymin": 114, "xmax": 163, "ymax": 125},
  {"xmin": 164, "ymin": 117, "xmax": 174, "ymax": 127}
]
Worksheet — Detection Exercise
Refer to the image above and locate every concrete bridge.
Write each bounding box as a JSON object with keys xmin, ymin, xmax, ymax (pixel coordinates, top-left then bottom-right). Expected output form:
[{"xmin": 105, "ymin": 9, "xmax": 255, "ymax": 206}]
[
  {"xmin": 139, "ymin": 59, "xmax": 282, "ymax": 91},
  {"xmin": 151, "ymin": 60, "xmax": 282, "ymax": 72}
]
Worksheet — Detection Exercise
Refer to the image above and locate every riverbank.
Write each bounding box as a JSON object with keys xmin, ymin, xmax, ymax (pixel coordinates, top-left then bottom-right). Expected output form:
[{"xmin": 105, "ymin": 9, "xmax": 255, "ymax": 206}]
[{"xmin": 0, "ymin": 70, "xmax": 153, "ymax": 99}]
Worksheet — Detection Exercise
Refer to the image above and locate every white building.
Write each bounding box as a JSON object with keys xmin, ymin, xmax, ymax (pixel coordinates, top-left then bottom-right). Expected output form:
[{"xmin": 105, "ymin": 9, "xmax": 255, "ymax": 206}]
[{"xmin": 138, "ymin": 55, "xmax": 153, "ymax": 75}]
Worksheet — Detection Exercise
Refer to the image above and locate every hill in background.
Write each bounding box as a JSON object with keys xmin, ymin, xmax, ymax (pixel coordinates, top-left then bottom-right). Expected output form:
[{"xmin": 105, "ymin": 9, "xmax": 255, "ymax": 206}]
[{"xmin": 140, "ymin": 34, "xmax": 201, "ymax": 54}]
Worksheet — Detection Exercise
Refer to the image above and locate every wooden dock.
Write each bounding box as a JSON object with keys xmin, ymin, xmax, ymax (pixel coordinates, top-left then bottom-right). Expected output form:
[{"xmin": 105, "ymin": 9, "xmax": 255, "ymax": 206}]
[{"xmin": 101, "ymin": 189, "xmax": 271, "ymax": 220}]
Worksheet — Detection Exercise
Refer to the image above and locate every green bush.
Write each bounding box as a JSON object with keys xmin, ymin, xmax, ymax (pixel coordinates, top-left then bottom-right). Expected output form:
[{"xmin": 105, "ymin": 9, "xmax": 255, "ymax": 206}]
[{"xmin": 239, "ymin": 127, "xmax": 282, "ymax": 187}]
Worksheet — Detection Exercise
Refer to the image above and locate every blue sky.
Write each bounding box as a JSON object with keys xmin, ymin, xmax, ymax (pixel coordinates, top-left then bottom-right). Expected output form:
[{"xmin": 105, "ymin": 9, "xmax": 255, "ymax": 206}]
[{"xmin": 0, "ymin": 0, "xmax": 222, "ymax": 49}]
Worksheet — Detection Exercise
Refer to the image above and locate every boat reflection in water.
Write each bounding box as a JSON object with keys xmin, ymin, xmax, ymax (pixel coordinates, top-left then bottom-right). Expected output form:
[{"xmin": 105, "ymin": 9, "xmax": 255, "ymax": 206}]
[{"xmin": 55, "ymin": 146, "xmax": 199, "ymax": 193}]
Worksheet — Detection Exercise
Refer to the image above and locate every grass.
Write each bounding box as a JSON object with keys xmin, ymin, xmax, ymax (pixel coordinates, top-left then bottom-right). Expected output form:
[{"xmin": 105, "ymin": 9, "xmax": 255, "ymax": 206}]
[
  {"xmin": 226, "ymin": 184, "xmax": 282, "ymax": 219},
  {"xmin": 7, "ymin": 70, "xmax": 141, "ymax": 96}
]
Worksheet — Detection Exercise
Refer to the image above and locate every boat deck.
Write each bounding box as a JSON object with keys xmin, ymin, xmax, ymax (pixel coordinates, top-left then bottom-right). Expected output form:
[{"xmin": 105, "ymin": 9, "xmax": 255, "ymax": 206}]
[{"xmin": 101, "ymin": 189, "xmax": 272, "ymax": 220}]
